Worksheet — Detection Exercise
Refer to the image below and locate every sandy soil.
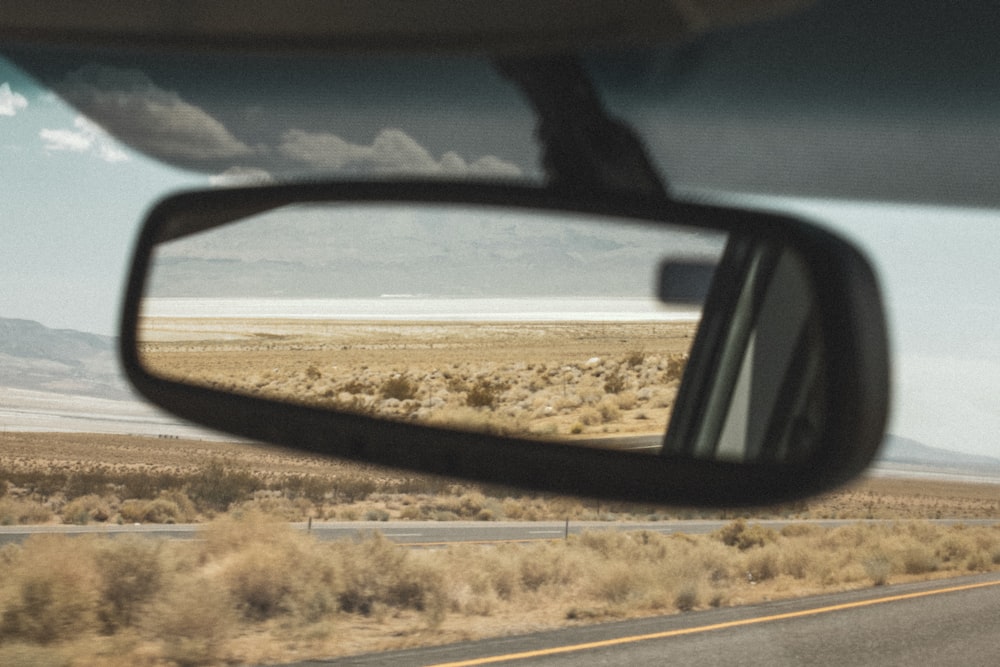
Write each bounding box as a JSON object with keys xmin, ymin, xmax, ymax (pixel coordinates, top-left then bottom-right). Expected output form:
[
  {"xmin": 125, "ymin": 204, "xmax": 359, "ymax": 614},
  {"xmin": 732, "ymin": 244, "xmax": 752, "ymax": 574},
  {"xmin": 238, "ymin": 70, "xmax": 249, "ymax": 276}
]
[{"xmin": 139, "ymin": 318, "xmax": 696, "ymax": 441}]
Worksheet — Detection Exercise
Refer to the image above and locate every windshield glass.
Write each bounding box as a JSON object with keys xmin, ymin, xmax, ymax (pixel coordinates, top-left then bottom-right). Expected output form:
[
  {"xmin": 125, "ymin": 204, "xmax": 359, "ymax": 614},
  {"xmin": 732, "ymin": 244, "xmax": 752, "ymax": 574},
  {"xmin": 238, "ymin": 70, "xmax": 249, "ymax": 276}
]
[{"xmin": 2, "ymin": 36, "xmax": 1000, "ymax": 665}]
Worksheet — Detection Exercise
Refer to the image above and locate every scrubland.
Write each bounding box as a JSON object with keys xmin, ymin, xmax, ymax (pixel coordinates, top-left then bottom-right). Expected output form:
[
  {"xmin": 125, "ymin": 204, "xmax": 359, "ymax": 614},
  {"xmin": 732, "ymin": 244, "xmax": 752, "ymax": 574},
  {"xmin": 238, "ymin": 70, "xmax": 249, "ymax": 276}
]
[
  {"xmin": 2, "ymin": 512, "xmax": 1000, "ymax": 666},
  {"xmin": 139, "ymin": 318, "xmax": 694, "ymax": 438},
  {"xmin": 2, "ymin": 433, "xmax": 999, "ymax": 665},
  {"xmin": 4, "ymin": 432, "xmax": 1000, "ymax": 526}
]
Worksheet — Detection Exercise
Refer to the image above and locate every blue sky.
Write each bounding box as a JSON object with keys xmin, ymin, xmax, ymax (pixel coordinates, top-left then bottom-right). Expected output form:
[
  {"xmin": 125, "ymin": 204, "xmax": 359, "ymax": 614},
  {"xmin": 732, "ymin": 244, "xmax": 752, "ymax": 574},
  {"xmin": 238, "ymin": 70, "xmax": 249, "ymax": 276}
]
[
  {"xmin": 1, "ymin": 60, "xmax": 201, "ymax": 336},
  {"xmin": 3, "ymin": 55, "xmax": 1000, "ymax": 459}
]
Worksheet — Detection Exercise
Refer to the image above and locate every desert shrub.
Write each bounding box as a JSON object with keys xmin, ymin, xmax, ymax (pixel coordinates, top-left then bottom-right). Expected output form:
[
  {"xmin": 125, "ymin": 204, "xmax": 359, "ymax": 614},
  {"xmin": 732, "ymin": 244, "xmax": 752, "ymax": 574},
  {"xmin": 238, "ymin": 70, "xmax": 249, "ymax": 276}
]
[
  {"xmin": 399, "ymin": 505, "xmax": 423, "ymax": 519},
  {"xmin": 936, "ymin": 534, "xmax": 975, "ymax": 564},
  {"xmin": 282, "ymin": 475, "xmax": 329, "ymax": 502},
  {"xmin": 716, "ymin": 520, "xmax": 778, "ymax": 550},
  {"xmin": 97, "ymin": 536, "xmax": 163, "ymax": 631},
  {"xmin": 578, "ymin": 407, "xmax": 601, "ymax": 426},
  {"xmin": 900, "ymin": 544, "xmax": 939, "ymax": 574},
  {"xmin": 863, "ymin": 552, "xmax": 891, "ymax": 585},
  {"xmin": 665, "ymin": 354, "xmax": 687, "ymax": 381},
  {"xmin": 120, "ymin": 469, "xmax": 184, "ymax": 500},
  {"xmin": 336, "ymin": 535, "xmax": 447, "ymax": 624},
  {"xmin": 465, "ymin": 378, "xmax": 507, "ymax": 409},
  {"xmin": 149, "ymin": 575, "xmax": 235, "ymax": 666},
  {"xmin": 616, "ymin": 390, "xmax": 638, "ymax": 410},
  {"xmin": 603, "ymin": 372, "xmax": 626, "ymax": 394},
  {"xmin": 0, "ymin": 535, "xmax": 100, "ymax": 644},
  {"xmin": 590, "ymin": 561, "xmax": 643, "ymax": 604},
  {"xmin": 340, "ymin": 378, "xmax": 370, "ymax": 395},
  {"xmin": 332, "ymin": 474, "xmax": 377, "ymax": 503},
  {"xmin": 237, "ymin": 496, "xmax": 309, "ymax": 521},
  {"xmin": 380, "ymin": 375, "xmax": 418, "ymax": 401},
  {"xmin": 223, "ymin": 545, "xmax": 328, "ymax": 621},
  {"xmin": 446, "ymin": 376, "xmax": 468, "ymax": 393},
  {"xmin": 597, "ymin": 397, "xmax": 621, "ymax": 423},
  {"xmin": 61, "ymin": 494, "xmax": 111, "ymax": 524},
  {"xmin": 64, "ymin": 470, "xmax": 115, "ymax": 500},
  {"xmin": 625, "ymin": 349, "xmax": 646, "ymax": 368},
  {"xmin": 779, "ymin": 523, "xmax": 821, "ymax": 538},
  {"xmin": 119, "ymin": 497, "xmax": 188, "ymax": 524},
  {"xmin": 744, "ymin": 545, "xmax": 780, "ymax": 581},
  {"xmin": 0, "ymin": 498, "xmax": 52, "ymax": 526},
  {"xmin": 186, "ymin": 460, "xmax": 261, "ymax": 512},
  {"xmin": 965, "ymin": 550, "xmax": 992, "ymax": 571},
  {"xmin": 674, "ymin": 584, "xmax": 700, "ymax": 611},
  {"xmin": 365, "ymin": 509, "xmax": 390, "ymax": 521}
]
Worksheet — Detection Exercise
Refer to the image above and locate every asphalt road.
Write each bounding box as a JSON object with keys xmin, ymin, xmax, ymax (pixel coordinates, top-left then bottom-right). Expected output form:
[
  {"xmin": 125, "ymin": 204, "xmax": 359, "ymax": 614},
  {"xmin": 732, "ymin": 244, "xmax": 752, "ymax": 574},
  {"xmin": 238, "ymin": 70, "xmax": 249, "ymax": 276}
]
[
  {"xmin": 288, "ymin": 572, "xmax": 1000, "ymax": 666},
  {"xmin": 3, "ymin": 518, "xmax": 997, "ymax": 547}
]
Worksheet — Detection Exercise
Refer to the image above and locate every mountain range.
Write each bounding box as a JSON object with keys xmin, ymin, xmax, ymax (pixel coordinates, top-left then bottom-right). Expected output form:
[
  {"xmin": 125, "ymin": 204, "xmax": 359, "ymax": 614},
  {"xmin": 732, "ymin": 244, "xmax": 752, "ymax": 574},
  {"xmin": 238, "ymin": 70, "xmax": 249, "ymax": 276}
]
[{"xmin": 0, "ymin": 317, "xmax": 132, "ymax": 400}]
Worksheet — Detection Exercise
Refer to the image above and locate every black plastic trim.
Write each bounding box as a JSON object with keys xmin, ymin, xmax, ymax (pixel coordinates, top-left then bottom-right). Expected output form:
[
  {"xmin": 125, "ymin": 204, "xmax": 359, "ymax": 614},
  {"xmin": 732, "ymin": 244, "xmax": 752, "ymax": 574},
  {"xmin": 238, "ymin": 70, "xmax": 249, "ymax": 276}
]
[{"xmin": 120, "ymin": 180, "xmax": 889, "ymax": 506}]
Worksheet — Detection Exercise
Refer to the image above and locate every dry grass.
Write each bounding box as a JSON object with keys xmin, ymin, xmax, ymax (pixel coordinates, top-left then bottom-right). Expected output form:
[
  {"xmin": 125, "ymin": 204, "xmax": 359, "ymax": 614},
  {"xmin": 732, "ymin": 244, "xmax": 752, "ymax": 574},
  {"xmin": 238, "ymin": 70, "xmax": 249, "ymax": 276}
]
[
  {"xmin": 1, "ymin": 514, "xmax": 999, "ymax": 665},
  {"xmin": 4, "ymin": 431, "xmax": 1000, "ymax": 664}
]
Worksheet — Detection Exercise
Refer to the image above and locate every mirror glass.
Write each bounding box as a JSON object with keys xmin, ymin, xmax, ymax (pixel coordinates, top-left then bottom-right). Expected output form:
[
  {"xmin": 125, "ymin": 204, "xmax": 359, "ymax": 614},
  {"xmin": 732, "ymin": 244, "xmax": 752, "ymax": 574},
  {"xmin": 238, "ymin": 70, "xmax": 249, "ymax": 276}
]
[{"xmin": 137, "ymin": 202, "xmax": 727, "ymax": 454}]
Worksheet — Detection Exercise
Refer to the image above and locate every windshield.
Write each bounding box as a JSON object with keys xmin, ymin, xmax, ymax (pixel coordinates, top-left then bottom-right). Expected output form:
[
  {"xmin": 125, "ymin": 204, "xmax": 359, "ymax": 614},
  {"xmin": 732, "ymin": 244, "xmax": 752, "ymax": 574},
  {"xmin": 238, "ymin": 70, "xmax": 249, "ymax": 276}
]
[{"xmin": 2, "ymin": 31, "xmax": 999, "ymax": 665}]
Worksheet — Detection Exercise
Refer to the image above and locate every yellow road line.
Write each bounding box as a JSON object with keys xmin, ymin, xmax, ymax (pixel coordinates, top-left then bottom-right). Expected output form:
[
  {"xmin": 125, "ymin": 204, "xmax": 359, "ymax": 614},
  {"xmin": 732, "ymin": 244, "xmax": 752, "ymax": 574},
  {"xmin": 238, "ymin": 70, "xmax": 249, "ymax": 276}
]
[{"xmin": 427, "ymin": 578, "xmax": 1000, "ymax": 666}]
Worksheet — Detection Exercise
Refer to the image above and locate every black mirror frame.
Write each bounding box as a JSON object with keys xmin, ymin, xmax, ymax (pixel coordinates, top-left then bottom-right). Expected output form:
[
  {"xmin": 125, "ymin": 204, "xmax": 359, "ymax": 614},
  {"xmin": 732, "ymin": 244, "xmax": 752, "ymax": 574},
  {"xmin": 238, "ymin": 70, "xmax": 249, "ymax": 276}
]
[{"xmin": 121, "ymin": 180, "xmax": 889, "ymax": 506}]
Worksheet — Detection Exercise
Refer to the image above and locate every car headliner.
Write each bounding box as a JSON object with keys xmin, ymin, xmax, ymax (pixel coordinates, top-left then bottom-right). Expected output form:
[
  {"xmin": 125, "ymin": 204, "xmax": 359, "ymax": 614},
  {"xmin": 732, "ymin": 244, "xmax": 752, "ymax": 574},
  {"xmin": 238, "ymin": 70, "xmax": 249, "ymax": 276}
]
[{"xmin": 2, "ymin": 0, "xmax": 999, "ymax": 207}]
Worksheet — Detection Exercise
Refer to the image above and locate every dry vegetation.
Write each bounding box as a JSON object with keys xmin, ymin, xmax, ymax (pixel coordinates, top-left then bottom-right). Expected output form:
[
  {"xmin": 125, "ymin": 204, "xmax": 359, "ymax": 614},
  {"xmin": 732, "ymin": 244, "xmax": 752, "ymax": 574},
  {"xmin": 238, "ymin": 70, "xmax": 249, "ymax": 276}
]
[
  {"xmin": 138, "ymin": 318, "xmax": 694, "ymax": 438},
  {"xmin": 3, "ymin": 432, "xmax": 1000, "ymax": 526},
  {"xmin": 2, "ymin": 513, "xmax": 1000, "ymax": 666},
  {"xmin": 2, "ymin": 432, "xmax": 1000, "ymax": 664}
]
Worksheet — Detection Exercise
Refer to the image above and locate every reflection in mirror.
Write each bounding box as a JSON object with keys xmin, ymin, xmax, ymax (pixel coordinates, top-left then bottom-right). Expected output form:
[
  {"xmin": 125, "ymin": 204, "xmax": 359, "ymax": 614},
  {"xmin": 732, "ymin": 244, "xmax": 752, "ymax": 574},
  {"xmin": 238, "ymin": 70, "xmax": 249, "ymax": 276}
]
[{"xmin": 137, "ymin": 203, "xmax": 725, "ymax": 454}]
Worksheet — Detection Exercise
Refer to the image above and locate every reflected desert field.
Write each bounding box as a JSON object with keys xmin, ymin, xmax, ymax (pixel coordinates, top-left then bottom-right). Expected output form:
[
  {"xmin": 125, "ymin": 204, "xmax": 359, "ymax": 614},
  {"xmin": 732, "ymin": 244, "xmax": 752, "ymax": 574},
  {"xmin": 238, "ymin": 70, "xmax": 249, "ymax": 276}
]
[{"xmin": 139, "ymin": 319, "xmax": 696, "ymax": 440}]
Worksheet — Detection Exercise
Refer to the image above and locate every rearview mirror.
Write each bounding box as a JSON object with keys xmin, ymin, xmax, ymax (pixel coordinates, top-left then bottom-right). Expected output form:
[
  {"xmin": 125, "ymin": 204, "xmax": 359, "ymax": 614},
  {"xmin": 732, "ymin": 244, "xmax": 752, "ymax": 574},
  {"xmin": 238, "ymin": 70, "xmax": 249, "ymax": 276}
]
[{"xmin": 121, "ymin": 182, "xmax": 888, "ymax": 505}]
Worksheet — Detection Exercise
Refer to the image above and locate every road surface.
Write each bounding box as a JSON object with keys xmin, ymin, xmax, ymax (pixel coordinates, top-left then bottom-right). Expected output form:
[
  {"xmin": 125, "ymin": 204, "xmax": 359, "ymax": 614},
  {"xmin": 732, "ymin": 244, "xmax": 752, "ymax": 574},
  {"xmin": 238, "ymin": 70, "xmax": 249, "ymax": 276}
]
[
  {"xmin": 2, "ymin": 518, "xmax": 997, "ymax": 547},
  {"xmin": 286, "ymin": 572, "xmax": 1000, "ymax": 666}
]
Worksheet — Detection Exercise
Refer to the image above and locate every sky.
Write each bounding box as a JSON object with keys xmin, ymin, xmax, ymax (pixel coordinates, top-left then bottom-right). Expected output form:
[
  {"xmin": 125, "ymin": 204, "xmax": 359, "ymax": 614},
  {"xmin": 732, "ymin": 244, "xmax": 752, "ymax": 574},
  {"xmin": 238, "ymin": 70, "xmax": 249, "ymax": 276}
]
[{"xmin": 2, "ymin": 54, "xmax": 1000, "ymax": 459}]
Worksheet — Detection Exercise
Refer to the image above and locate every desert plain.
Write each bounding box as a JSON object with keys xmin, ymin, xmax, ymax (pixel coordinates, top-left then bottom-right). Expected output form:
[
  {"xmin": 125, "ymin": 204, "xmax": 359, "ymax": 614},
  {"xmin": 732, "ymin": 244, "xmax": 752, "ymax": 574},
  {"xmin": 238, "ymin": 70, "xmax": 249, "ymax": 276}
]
[{"xmin": 139, "ymin": 318, "xmax": 695, "ymax": 441}]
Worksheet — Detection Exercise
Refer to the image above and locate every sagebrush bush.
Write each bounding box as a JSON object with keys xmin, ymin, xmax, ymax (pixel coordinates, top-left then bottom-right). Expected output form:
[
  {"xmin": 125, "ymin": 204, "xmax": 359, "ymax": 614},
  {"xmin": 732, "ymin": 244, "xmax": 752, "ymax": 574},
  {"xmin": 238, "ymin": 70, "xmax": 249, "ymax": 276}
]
[
  {"xmin": 465, "ymin": 378, "xmax": 507, "ymax": 409},
  {"xmin": 716, "ymin": 520, "xmax": 778, "ymax": 550},
  {"xmin": 625, "ymin": 349, "xmax": 646, "ymax": 368},
  {"xmin": 97, "ymin": 536, "xmax": 163, "ymax": 631},
  {"xmin": 186, "ymin": 460, "xmax": 261, "ymax": 512},
  {"xmin": 120, "ymin": 497, "xmax": 188, "ymax": 524},
  {"xmin": 380, "ymin": 375, "xmax": 418, "ymax": 401},
  {"xmin": 61, "ymin": 494, "xmax": 111, "ymax": 524},
  {"xmin": 0, "ymin": 535, "xmax": 101, "ymax": 644},
  {"xmin": 149, "ymin": 575, "xmax": 235, "ymax": 666},
  {"xmin": 0, "ymin": 498, "xmax": 52, "ymax": 525},
  {"xmin": 603, "ymin": 372, "xmax": 626, "ymax": 394}
]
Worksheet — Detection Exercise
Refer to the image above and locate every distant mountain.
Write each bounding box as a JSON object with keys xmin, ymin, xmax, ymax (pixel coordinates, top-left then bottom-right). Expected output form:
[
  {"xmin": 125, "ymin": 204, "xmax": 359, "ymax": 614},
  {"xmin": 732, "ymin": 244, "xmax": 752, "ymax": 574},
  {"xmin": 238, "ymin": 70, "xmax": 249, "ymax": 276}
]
[
  {"xmin": 0, "ymin": 317, "xmax": 132, "ymax": 400},
  {"xmin": 877, "ymin": 434, "xmax": 1000, "ymax": 472}
]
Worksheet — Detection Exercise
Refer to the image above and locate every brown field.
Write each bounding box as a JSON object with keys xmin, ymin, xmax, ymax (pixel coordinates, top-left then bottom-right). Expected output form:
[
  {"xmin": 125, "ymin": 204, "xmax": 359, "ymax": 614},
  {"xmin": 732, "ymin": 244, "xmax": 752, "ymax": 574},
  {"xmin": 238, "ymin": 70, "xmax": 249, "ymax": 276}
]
[
  {"xmin": 138, "ymin": 318, "xmax": 695, "ymax": 440},
  {"xmin": 3, "ymin": 431, "xmax": 1000, "ymax": 665},
  {"xmin": 2, "ymin": 431, "xmax": 999, "ymax": 526}
]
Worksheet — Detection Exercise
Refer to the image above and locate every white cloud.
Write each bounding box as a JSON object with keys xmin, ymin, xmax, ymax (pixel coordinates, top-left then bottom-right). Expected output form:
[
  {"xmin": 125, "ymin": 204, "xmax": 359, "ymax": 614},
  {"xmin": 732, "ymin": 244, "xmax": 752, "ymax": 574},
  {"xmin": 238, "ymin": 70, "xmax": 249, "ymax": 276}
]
[
  {"xmin": 0, "ymin": 82, "xmax": 28, "ymax": 116},
  {"xmin": 56, "ymin": 65, "xmax": 252, "ymax": 161},
  {"xmin": 209, "ymin": 166, "xmax": 274, "ymax": 187},
  {"xmin": 40, "ymin": 115, "xmax": 130, "ymax": 162},
  {"xmin": 279, "ymin": 127, "xmax": 522, "ymax": 177}
]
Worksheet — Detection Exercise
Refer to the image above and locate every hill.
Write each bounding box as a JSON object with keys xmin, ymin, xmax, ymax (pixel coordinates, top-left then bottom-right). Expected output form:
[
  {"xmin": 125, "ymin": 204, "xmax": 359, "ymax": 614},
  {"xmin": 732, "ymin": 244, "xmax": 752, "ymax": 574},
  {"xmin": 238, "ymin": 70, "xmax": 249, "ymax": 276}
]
[{"xmin": 0, "ymin": 317, "xmax": 131, "ymax": 399}]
